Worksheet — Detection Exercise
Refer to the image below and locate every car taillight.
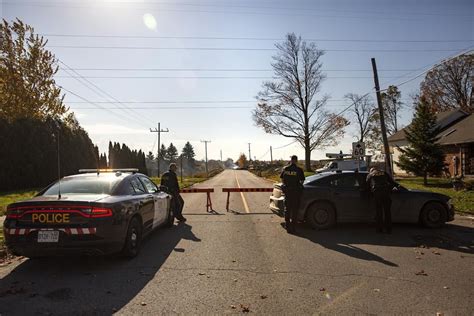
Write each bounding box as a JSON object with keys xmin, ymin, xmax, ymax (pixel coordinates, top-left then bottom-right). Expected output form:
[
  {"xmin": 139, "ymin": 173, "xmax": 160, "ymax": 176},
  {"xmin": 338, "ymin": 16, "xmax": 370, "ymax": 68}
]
[
  {"xmin": 6, "ymin": 206, "xmax": 24, "ymax": 219},
  {"xmin": 90, "ymin": 207, "xmax": 113, "ymax": 218}
]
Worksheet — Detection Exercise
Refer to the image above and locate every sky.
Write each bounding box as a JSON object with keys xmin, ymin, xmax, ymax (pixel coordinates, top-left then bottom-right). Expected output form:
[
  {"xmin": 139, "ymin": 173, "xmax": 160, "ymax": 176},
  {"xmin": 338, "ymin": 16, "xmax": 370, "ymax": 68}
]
[{"xmin": 1, "ymin": 0, "xmax": 473, "ymax": 162}]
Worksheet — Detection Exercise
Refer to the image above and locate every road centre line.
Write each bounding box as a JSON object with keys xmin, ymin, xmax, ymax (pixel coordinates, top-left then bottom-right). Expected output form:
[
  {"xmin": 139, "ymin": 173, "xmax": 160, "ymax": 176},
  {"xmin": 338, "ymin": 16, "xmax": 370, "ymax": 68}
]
[{"xmin": 234, "ymin": 171, "xmax": 250, "ymax": 213}]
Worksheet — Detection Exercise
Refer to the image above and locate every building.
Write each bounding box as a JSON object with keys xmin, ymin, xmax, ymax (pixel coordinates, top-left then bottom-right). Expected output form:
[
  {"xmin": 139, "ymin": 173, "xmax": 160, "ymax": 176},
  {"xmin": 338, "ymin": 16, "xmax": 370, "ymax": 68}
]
[{"xmin": 388, "ymin": 109, "xmax": 474, "ymax": 177}]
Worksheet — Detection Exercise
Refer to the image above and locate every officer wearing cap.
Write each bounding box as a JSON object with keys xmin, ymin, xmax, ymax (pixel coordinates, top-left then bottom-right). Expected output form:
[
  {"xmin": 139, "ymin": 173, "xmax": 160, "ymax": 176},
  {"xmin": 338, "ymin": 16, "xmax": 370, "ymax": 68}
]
[
  {"xmin": 280, "ymin": 155, "xmax": 305, "ymax": 234},
  {"xmin": 366, "ymin": 166, "xmax": 399, "ymax": 233},
  {"xmin": 161, "ymin": 163, "xmax": 186, "ymax": 222}
]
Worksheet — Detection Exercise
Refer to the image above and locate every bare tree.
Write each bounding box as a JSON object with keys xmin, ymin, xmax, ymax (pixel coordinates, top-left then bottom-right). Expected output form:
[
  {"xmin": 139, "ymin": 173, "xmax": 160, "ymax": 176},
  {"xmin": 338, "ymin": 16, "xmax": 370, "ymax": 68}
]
[
  {"xmin": 381, "ymin": 85, "xmax": 403, "ymax": 135},
  {"xmin": 344, "ymin": 93, "xmax": 376, "ymax": 142},
  {"xmin": 420, "ymin": 53, "xmax": 473, "ymax": 113},
  {"xmin": 253, "ymin": 33, "xmax": 348, "ymax": 171}
]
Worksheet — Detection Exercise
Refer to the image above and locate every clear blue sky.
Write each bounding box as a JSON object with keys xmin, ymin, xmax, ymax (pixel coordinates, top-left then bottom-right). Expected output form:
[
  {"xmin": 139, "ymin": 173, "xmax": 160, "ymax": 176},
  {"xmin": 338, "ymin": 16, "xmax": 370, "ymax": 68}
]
[{"xmin": 2, "ymin": 0, "xmax": 473, "ymax": 161}]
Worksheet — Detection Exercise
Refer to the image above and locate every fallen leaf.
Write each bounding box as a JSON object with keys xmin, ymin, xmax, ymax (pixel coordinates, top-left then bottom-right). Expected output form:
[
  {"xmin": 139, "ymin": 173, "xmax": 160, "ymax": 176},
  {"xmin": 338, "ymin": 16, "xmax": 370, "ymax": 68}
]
[
  {"xmin": 232, "ymin": 260, "xmax": 236, "ymax": 263},
  {"xmin": 436, "ymin": 313, "xmax": 444, "ymax": 316},
  {"xmin": 230, "ymin": 305, "xmax": 236, "ymax": 309},
  {"xmin": 260, "ymin": 295, "xmax": 268, "ymax": 299},
  {"xmin": 140, "ymin": 302, "xmax": 147, "ymax": 306},
  {"xmin": 198, "ymin": 272, "xmax": 206, "ymax": 276},
  {"xmin": 416, "ymin": 257, "xmax": 421, "ymax": 260},
  {"xmin": 233, "ymin": 278, "xmax": 238, "ymax": 282},
  {"xmin": 415, "ymin": 270, "xmax": 428, "ymax": 276},
  {"xmin": 206, "ymin": 275, "xmax": 210, "ymax": 279},
  {"xmin": 432, "ymin": 250, "xmax": 441, "ymax": 255},
  {"xmin": 319, "ymin": 288, "xmax": 325, "ymax": 292},
  {"xmin": 373, "ymin": 289, "xmax": 380, "ymax": 292},
  {"xmin": 443, "ymin": 286, "xmax": 449, "ymax": 289},
  {"xmin": 288, "ymin": 288, "xmax": 293, "ymax": 291},
  {"xmin": 240, "ymin": 304, "xmax": 250, "ymax": 313},
  {"xmin": 325, "ymin": 293, "xmax": 332, "ymax": 300}
]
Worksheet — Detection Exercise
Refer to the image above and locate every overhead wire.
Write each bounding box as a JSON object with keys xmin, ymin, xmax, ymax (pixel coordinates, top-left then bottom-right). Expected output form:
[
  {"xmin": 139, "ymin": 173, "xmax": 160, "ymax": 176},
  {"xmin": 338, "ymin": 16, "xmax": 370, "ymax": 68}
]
[{"xmin": 58, "ymin": 59, "xmax": 155, "ymax": 125}]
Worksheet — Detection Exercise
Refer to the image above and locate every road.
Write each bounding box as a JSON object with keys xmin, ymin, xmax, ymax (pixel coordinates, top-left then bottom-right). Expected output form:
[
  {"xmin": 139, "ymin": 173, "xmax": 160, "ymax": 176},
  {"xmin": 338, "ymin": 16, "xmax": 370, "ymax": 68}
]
[{"xmin": 1, "ymin": 170, "xmax": 473, "ymax": 315}]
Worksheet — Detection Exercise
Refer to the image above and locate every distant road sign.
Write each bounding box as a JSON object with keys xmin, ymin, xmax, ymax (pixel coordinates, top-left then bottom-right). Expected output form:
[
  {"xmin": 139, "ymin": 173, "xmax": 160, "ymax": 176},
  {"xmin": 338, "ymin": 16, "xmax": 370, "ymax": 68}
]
[{"xmin": 352, "ymin": 142, "xmax": 365, "ymax": 157}]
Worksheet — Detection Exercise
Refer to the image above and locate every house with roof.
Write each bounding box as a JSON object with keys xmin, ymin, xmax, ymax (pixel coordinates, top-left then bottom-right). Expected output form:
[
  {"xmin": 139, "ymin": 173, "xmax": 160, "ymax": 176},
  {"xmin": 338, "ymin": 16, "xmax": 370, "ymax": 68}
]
[{"xmin": 388, "ymin": 109, "xmax": 474, "ymax": 177}]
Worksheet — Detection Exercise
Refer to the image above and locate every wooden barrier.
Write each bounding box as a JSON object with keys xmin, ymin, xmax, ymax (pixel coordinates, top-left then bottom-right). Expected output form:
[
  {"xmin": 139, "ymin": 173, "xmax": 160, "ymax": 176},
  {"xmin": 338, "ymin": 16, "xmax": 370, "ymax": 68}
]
[
  {"xmin": 222, "ymin": 188, "xmax": 273, "ymax": 211},
  {"xmin": 179, "ymin": 188, "xmax": 214, "ymax": 212}
]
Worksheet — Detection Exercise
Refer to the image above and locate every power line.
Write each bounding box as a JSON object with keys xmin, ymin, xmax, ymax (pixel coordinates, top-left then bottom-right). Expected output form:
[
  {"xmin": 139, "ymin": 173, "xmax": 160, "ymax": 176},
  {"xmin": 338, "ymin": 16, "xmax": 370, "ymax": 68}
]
[
  {"xmin": 58, "ymin": 60, "xmax": 153, "ymax": 126},
  {"xmin": 48, "ymin": 45, "xmax": 465, "ymax": 52},
  {"xmin": 57, "ymin": 68, "xmax": 423, "ymax": 72},
  {"xmin": 40, "ymin": 33, "xmax": 472, "ymax": 43},
  {"xmin": 5, "ymin": 1, "xmax": 471, "ymax": 20},
  {"xmin": 55, "ymin": 75, "xmax": 433, "ymax": 80}
]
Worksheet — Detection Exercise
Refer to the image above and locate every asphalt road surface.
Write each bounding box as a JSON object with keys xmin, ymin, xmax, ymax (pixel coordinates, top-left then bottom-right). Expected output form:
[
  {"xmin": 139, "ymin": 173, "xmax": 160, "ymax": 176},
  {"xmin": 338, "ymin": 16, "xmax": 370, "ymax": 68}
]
[{"xmin": 1, "ymin": 170, "xmax": 473, "ymax": 315}]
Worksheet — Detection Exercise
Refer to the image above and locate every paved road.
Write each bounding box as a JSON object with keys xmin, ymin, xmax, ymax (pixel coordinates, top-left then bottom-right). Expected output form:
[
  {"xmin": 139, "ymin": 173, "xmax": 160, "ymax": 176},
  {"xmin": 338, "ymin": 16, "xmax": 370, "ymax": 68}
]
[{"xmin": 1, "ymin": 170, "xmax": 473, "ymax": 315}]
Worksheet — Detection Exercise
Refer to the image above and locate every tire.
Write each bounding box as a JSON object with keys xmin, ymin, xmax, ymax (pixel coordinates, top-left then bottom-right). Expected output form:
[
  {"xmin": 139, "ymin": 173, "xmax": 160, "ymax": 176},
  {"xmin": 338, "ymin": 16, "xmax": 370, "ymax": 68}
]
[
  {"xmin": 164, "ymin": 207, "xmax": 174, "ymax": 228},
  {"xmin": 421, "ymin": 202, "xmax": 447, "ymax": 228},
  {"xmin": 306, "ymin": 201, "xmax": 336, "ymax": 230},
  {"xmin": 121, "ymin": 217, "xmax": 143, "ymax": 258}
]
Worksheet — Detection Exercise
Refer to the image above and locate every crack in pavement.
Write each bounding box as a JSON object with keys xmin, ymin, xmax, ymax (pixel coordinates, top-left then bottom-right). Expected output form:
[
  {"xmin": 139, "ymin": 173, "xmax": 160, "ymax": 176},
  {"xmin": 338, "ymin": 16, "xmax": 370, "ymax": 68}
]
[{"xmin": 159, "ymin": 267, "xmax": 419, "ymax": 284}]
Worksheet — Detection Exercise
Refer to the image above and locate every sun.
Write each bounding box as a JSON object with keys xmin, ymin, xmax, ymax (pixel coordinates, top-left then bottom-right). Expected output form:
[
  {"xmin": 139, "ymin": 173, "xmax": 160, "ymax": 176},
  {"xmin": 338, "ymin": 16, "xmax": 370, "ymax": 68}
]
[{"xmin": 143, "ymin": 13, "xmax": 157, "ymax": 31}]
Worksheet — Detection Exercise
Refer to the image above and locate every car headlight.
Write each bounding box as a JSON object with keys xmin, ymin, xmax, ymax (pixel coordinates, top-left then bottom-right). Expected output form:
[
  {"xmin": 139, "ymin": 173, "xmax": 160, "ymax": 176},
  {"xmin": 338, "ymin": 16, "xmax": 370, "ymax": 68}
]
[{"xmin": 447, "ymin": 199, "xmax": 452, "ymax": 207}]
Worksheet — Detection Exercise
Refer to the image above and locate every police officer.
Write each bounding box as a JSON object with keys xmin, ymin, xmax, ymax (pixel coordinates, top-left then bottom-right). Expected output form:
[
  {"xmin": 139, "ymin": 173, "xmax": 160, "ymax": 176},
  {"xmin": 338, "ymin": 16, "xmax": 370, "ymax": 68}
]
[
  {"xmin": 366, "ymin": 167, "xmax": 399, "ymax": 233},
  {"xmin": 161, "ymin": 163, "xmax": 186, "ymax": 222},
  {"xmin": 280, "ymin": 155, "xmax": 305, "ymax": 234}
]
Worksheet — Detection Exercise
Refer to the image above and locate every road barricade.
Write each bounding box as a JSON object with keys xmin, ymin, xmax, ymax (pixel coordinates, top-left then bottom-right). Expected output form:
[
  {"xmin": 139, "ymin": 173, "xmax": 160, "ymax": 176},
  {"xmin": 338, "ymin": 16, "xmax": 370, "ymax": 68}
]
[
  {"xmin": 179, "ymin": 188, "xmax": 214, "ymax": 212},
  {"xmin": 222, "ymin": 188, "xmax": 273, "ymax": 212}
]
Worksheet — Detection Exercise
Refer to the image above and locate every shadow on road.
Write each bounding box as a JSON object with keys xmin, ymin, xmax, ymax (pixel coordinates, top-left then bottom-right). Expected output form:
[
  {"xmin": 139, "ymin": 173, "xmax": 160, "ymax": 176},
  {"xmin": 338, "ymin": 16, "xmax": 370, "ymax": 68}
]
[
  {"xmin": 0, "ymin": 223, "xmax": 200, "ymax": 315},
  {"xmin": 295, "ymin": 222, "xmax": 474, "ymax": 266}
]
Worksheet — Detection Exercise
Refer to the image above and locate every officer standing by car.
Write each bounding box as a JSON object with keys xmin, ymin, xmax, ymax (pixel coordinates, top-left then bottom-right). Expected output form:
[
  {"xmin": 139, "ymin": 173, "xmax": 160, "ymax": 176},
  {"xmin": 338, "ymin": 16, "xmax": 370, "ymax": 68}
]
[
  {"xmin": 366, "ymin": 167, "xmax": 399, "ymax": 233},
  {"xmin": 161, "ymin": 163, "xmax": 186, "ymax": 222},
  {"xmin": 280, "ymin": 155, "xmax": 305, "ymax": 234}
]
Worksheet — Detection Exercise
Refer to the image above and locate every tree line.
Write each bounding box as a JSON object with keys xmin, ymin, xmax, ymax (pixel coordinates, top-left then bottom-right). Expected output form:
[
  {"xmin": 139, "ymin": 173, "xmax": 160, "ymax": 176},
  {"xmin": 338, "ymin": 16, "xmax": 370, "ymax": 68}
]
[
  {"xmin": 0, "ymin": 19, "xmax": 148, "ymax": 191},
  {"xmin": 253, "ymin": 33, "xmax": 472, "ymax": 172}
]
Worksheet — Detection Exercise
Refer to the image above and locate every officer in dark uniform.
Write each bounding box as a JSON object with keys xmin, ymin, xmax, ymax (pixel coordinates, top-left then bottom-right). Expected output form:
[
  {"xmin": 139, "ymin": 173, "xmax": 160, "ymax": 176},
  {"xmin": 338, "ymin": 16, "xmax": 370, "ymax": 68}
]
[
  {"xmin": 280, "ymin": 155, "xmax": 305, "ymax": 234},
  {"xmin": 366, "ymin": 167, "xmax": 399, "ymax": 233},
  {"xmin": 161, "ymin": 163, "xmax": 186, "ymax": 222}
]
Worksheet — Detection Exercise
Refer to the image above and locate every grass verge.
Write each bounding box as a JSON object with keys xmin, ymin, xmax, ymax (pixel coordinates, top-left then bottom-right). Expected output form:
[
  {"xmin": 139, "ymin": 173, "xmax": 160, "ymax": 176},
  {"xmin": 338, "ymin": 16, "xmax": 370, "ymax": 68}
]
[{"xmin": 397, "ymin": 177, "xmax": 474, "ymax": 215}]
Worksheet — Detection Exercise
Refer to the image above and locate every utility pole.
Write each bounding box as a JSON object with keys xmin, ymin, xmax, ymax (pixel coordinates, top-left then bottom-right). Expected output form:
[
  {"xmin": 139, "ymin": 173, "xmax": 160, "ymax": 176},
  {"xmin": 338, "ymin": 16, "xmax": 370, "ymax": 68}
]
[
  {"xmin": 270, "ymin": 146, "xmax": 273, "ymax": 163},
  {"xmin": 150, "ymin": 123, "xmax": 169, "ymax": 177},
  {"xmin": 201, "ymin": 140, "xmax": 211, "ymax": 177},
  {"xmin": 248, "ymin": 143, "xmax": 252, "ymax": 161},
  {"xmin": 220, "ymin": 149, "xmax": 223, "ymax": 162},
  {"xmin": 371, "ymin": 58, "xmax": 392, "ymax": 176}
]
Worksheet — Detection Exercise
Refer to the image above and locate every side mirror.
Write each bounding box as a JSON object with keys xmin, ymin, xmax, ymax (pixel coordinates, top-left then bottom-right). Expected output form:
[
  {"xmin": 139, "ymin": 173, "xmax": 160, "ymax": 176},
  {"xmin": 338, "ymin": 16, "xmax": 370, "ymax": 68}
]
[{"xmin": 159, "ymin": 185, "xmax": 169, "ymax": 193}]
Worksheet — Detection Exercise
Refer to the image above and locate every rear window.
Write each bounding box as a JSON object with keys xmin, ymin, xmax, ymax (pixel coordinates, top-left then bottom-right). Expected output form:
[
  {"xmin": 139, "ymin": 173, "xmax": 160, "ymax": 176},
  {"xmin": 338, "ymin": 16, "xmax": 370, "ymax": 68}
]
[
  {"xmin": 304, "ymin": 173, "xmax": 330, "ymax": 185},
  {"xmin": 42, "ymin": 176, "xmax": 122, "ymax": 195}
]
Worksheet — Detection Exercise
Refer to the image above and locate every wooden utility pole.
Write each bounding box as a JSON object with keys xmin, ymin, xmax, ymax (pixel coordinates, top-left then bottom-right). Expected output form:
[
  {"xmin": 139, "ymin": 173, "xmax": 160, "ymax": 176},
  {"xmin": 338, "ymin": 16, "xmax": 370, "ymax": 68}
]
[
  {"xmin": 270, "ymin": 146, "xmax": 273, "ymax": 163},
  {"xmin": 371, "ymin": 58, "xmax": 393, "ymax": 176},
  {"xmin": 201, "ymin": 140, "xmax": 211, "ymax": 177},
  {"xmin": 150, "ymin": 123, "xmax": 169, "ymax": 177},
  {"xmin": 248, "ymin": 143, "xmax": 252, "ymax": 161}
]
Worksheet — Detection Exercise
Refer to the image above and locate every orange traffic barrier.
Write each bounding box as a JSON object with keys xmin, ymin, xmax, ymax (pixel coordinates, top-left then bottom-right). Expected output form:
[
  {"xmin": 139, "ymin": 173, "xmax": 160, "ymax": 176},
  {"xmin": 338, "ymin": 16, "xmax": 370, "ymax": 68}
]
[
  {"xmin": 222, "ymin": 188, "xmax": 273, "ymax": 211},
  {"xmin": 179, "ymin": 188, "xmax": 214, "ymax": 212}
]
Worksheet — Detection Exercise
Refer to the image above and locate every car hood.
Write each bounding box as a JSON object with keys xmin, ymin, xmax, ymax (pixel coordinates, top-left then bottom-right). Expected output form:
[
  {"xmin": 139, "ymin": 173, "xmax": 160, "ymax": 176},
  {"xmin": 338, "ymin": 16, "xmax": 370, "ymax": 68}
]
[{"xmin": 406, "ymin": 189, "xmax": 450, "ymax": 201}]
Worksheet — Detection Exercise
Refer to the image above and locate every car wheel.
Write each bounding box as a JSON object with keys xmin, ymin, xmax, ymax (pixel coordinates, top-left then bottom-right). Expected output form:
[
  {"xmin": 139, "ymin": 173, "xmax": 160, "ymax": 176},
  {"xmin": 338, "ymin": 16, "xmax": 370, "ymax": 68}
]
[
  {"xmin": 122, "ymin": 217, "xmax": 143, "ymax": 258},
  {"xmin": 164, "ymin": 207, "xmax": 174, "ymax": 228},
  {"xmin": 306, "ymin": 201, "xmax": 336, "ymax": 230},
  {"xmin": 421, "ymin": 202, "xmax": 447, "ymax": 228}
]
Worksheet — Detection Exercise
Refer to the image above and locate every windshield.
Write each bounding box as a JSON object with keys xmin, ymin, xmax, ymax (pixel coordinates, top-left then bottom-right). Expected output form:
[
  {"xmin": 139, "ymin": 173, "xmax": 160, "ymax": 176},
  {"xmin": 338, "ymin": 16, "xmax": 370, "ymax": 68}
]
[{"xmin": 42, "ymin": 175, "xmax": 122, "ymax": 196}]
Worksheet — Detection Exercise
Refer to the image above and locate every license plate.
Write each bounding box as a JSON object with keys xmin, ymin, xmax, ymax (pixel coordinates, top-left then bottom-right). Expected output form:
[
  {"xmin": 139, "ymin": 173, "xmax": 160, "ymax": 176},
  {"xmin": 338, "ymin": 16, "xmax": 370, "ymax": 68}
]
[{"xmin": 37, "ymin": 231, "xmax": 59, "ymax": 243}]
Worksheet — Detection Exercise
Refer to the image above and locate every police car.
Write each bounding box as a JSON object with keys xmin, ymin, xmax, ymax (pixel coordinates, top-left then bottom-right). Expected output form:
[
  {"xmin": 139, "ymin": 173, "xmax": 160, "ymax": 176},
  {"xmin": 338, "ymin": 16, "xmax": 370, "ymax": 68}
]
[
  {"xmin": 3, "ymin": 169, "xmax": 174, "ymax": 258},
  {"xmin": 270, "ymin": 171, "xmax": 454, "ymax": 229}
]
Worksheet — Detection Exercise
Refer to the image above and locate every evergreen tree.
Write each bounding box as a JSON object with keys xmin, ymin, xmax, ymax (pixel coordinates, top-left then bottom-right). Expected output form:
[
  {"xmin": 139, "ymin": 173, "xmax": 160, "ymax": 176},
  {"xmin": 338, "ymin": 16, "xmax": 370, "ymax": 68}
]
[
  {"xmin": 396, "ymin": 98, "xmax": 445, "ymax": 185},
  {"xmin": 166, "ymin": 143, "xmax": 178, "ymax": 163},
  {"xmin": 181, "ymin": 141, "xmax": 196, "ymax": 160},
  {"xmin": 158, "ymin": 144, "xmax": 167, "ymax": 162},
  {"xmin": 146, "ymin": 151, "xmax": 155, "ymax": 161}
]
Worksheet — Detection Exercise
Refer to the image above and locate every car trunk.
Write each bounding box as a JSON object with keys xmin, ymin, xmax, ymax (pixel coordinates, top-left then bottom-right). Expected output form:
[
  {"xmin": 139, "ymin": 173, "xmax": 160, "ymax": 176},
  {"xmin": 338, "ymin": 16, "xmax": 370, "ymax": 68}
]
[
  {"xmin": 272, "ymin": 183, "xmax": 284, "ymax": 198},
  {"xmin": 8, "ymin": 194, "xmax": 110, "ymax": 228}
]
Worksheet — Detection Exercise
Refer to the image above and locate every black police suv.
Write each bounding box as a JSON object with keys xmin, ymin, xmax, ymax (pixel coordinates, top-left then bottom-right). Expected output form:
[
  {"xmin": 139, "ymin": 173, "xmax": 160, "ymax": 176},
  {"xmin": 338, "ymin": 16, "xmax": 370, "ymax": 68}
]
[
  {"xmin": 270, "ymin": 171, "xmax": 454, "ymax": 230},
  {"xmin": 3, "ymin": 169, "xmax": 173, "ymax": 258}
]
